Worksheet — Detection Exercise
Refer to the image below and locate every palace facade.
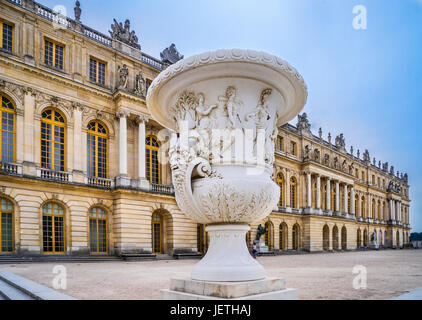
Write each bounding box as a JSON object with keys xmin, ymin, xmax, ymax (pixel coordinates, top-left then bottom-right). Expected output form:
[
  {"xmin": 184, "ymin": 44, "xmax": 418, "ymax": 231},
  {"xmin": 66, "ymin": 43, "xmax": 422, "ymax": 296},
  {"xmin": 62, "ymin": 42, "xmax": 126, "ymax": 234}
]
[{"xmin": 0, "ymin": 0, "xmax": 411, "ymax": 257}]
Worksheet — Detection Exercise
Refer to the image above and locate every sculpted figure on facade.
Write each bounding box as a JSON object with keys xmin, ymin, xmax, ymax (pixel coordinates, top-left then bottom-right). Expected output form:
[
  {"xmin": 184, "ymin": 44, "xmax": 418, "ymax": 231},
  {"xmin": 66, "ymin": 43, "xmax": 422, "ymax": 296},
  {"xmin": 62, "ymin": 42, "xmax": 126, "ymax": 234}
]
[
  {"xmin": 134, "ymin": 72, "xmax": 146, "ymax": 96},
  {"xmin": 160, "ymin": 43, "xmax": 184, "ymax": 65},
  {"xmin": 117, "ymin": 64, "xmax": 129, "ymax": 89}
]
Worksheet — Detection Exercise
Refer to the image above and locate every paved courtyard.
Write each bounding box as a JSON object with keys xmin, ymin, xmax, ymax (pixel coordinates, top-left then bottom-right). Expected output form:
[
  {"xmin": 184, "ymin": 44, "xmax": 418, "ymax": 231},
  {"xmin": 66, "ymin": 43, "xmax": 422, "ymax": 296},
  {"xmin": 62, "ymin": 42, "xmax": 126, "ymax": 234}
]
[{"xmin": 1, "ymin": 249, "xmax": 421, "ymax": 300}]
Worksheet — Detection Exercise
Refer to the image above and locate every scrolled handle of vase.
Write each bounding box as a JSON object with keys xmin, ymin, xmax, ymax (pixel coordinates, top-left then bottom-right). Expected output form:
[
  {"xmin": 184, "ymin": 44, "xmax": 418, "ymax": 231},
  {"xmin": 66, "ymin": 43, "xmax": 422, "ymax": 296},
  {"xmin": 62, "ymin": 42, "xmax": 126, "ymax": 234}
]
[{"xmin": 147, "ymin": 49, "xmax": 307, "ymax": 281}]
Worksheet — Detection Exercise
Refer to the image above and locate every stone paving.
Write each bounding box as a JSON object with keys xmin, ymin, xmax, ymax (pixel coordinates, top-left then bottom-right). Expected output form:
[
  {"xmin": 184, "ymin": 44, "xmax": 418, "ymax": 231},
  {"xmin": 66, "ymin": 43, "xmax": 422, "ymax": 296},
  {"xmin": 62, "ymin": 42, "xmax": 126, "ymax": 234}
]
[{"xmin": 1, "ymin": 249, "xmax": 421, "ymax": 300}]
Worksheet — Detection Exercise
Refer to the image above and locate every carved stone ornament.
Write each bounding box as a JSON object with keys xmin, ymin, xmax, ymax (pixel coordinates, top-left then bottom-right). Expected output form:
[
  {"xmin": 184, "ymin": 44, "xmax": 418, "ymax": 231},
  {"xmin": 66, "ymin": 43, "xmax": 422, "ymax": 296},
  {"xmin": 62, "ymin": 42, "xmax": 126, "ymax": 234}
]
[
  {"xmin": 146, "ymin": 49, "xmax": 307, "ymax": 282},
  {"xmin": 296, "ymin": 113, "xmax": 312, "ymax": 137},
  {"xmin": 134, "ymin": 72, "xmax": 146, "ymax": 96},
  {"xmin": 160, "ymin": 43, "xmax": 184, "ymax": 65},
  {"xmin": 109, "ymin": 19, "xmax": 140, "ymax": 50},
  {"xmin": 335, "ymin": 133, "xmax": 346, "ymax": 152},
  {"xmin": 117, "ymin": 64, "xmax": 129, "ymax": 89}
]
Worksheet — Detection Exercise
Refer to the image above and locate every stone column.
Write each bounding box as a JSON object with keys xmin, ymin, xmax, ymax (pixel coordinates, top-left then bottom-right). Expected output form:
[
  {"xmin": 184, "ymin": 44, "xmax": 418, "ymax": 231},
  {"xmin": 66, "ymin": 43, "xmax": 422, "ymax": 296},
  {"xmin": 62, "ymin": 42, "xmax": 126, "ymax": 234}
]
[
  {"xmin": 306, "ymin": 172, "xmax": 312, "ymax": 208},
  {"xmin": 316, "ymin": 175, "xmax": 321, "ymax": 210},
  {"xmin": 390, "ymin": 199, "xmax": 394, "ymax": 221},
  {"xmin": 326, "ymin": 178, "xmax": 331, "ymax": 211},
  {"xmin": 343, "ymin": 184, "xmax": 348, "ymax": 214},
  {"xmin": 335, "ymin": 181, "xmax": 340, "ymax": 212},
  {"xmin": 22, "ymin": 88, "xmax": 36, "ymax": 175},
  {"xmin": 136, "ymin": 115, "xmax": 150, "ymax": 189},
  {"xmin": 116, "ymin": 109, "xmax": 130, "ymax": 186},
  {"xmin": 350, "ymin": 187, "xmax": 355, "ymax": 215}
]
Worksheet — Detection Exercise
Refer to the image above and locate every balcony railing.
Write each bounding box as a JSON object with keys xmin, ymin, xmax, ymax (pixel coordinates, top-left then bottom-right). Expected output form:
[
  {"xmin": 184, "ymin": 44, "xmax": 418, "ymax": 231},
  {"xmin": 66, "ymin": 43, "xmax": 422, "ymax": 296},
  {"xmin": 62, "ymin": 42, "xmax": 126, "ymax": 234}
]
[
  {"xmin": 38, "ymin": 168, "xmax": 72, "ymax": 182},
  {"xmin": 86, "ymin": 176, "xmax": 112, "ymax": 189},
  {"xmin": 142, "ymin": 54, "xmax": 164, "ymax": 70},
  {"xmin": 150, "ymin": 183, "xmax": 174, "ymax": 195},
  {"xmin": 0, "ymin": 162, "xmax": 22, "ymax": 175}
]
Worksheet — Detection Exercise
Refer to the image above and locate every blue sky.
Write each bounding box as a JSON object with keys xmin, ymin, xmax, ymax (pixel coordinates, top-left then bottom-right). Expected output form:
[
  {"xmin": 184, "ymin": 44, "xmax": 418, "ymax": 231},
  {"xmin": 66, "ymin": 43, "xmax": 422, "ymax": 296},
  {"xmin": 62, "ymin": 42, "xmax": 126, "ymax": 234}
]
[{"xmin": 41, "ymin": 0, "xmax": 422, "ymax": 231}]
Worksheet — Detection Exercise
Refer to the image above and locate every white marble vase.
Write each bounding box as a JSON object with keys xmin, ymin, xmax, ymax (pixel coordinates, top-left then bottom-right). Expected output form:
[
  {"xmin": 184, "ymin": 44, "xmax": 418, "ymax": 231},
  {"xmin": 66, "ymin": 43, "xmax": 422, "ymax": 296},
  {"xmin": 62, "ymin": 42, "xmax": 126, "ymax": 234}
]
[{"xmin": 146, "ymin": 49, "xmax": 307, "ymax": 282}]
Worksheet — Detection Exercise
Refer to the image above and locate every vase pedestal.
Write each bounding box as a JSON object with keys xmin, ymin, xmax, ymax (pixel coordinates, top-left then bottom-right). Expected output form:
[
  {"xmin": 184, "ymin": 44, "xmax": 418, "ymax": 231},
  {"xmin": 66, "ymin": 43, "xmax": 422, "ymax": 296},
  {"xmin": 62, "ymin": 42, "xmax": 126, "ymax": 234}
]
[{"xmin": 161, "ymin": 278, "xmax": 297, "ymax": 300}]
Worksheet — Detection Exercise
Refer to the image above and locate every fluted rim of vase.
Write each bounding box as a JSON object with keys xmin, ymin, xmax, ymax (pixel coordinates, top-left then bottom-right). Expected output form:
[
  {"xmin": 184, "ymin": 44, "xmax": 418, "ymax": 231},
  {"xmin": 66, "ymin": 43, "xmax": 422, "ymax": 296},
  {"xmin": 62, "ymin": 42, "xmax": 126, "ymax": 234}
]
[{"xmin": 146, "ymin": 48, "xmax": 308, "ymax": 131}]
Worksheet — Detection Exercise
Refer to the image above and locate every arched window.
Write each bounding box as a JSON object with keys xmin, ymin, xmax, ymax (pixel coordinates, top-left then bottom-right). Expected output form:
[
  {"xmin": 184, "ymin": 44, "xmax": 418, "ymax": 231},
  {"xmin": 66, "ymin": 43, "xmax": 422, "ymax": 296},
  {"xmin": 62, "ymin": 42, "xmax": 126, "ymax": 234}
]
[
  {"xmin": 276, "ymin": 173, "xmax": 284, "ymax": 206},
  {"xmin": 361, "ymin": 197, "xmax": 366, "ymax": 218},
  {"xmin": 377, "ymin": 200, "xmax": 381, "ymax": 220},
  {"xmin": 0, "ymin": 95, "xmax": 15, "ymax": 163},
  {"xmin": 151, "ymin": 212, "xmax": 162, "ymax": 254},
  {"xmin": 42, "ymin": 202, "xmax": 65, "ymax": 254},
  {"xmin": 89, "ymin": 207, "xmax": 107, "ymax": 253},
  {"xmin": 41, "ymin": 109, "xmax": 66, "ymax": 171},
  {"xmin": 289, "ymin": 177, "xmax": 297, "ymax": 208},
  {"xmin": 146, "ymin": 136, "xmax": 160, "ymax": 184},
  {"xmin": 341, "ymin": 226, "xmax": 347, "ymax": 250},
  {"xmin": 0, "ymin": 198, "xmax": 13, "ymax": 252},
  {"xmin": 87, "ymin": 121, "xmax": 108, "ymax": 178}
]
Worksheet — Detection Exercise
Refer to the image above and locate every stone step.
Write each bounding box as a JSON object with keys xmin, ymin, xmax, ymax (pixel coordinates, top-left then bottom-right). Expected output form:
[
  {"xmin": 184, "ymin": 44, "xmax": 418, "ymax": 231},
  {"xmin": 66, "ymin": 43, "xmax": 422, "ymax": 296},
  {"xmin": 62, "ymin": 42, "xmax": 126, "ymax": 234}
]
[
  {"xmin": 0, "ymin": 279, "xmax": 34, "ymax": 300},
  {"xmin": 0, "ymin": 269, "xmax": 76, "ymax": 300}
]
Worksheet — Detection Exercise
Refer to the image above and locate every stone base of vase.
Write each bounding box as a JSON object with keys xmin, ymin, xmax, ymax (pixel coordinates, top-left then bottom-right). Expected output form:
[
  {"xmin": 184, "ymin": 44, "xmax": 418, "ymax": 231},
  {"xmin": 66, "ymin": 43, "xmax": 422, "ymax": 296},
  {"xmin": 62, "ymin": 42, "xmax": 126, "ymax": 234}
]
[
  {"xmin": 161, "ymin": 278, "xmax": 297, "ymax": 300},
  {"xmin": 191, "ymin": 224, "xmax": 265, "ymax": 282}
]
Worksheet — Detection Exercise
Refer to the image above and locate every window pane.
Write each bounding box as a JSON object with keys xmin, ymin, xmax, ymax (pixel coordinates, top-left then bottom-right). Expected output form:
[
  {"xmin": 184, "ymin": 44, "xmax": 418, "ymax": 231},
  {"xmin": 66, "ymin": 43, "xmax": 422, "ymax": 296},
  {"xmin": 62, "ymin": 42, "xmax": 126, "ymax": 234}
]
[{"xmin": 2, "ymin": 23, "xmax": 13, "ymax": 52}]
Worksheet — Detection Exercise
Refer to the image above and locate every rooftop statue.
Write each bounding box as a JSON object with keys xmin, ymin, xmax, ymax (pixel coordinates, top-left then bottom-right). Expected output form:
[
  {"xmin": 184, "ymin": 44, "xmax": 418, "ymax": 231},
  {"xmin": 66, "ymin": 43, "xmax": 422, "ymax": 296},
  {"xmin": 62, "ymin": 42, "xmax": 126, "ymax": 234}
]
[
  {"xmin": 74, "ymin": 1, "xmax": 81, "ymax": 23},
  {"xmin": 160, "ymin": 43, "xmax": 184, "ymax": 65},
  {"xmin": 363, "ymin": 149, "xmax": 370, "ymax": 162},
  {"xmin": 335, "ymin": 133, "xmax": 346, "ymax": 150},
  {"xmin": 109, "ymin": 19, "xmax": 140, "ymax": 50},
  {"xmin": 297, "ymin": 112, "xmax": 311, "ymax": 131}
]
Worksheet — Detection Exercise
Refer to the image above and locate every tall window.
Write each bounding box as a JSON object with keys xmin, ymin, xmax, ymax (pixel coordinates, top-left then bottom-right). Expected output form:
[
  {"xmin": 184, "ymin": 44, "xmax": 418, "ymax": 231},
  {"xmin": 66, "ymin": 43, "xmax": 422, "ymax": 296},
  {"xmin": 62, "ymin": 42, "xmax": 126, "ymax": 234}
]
[
  {"xmin": 44, "ymin": 39, "xmax": 64, "ymax": 70},
  {"xmin": 290, "ymin": 141, "xmax": 297, "ymax": 156},
  {"xmin": 0, "ymin": 22, "xmax": 13, "ymax": 52},
  {"xmin": 197, "ymin": 224, "xmax": 204, "ymax": 253},
  {"xmin": 322, "ymin": 183, "xmax": 327, "ymax": 210},
  {"xmin": 355, "ymin": 195, "xmax": 359, "ymax": 216},
  {"xmin": 361, "ymin": 197, "xmax": 366, "ymax": 218},
  {"xmin": 331, "ymin": 183, "xmax": 336, "ymax": 211},
  {"xmin": 145, "ymin": 79, "xmax": 152, "ymax": 94},
  {"xmin": 87, "ymin": 121, "xmax": 108, "ymax": 178},
  {"xmin": 41, "ymin": 109, "xmax": 66, "ymax": 171},
  {"xmin": 312, "ymin": 182, "xmax": 317, "ymax": 209},
  {"xmin": 42, "ymin": 202, "xmax": 65, "ymax": 254},
  {"xmin": 146, "ymin": 136, "xmax": 160, "ymax": 184},
  {"xmin": 290, "ymin": 177, "xmax": 297, "ymax": 208},
  {"xmin": 0, "ymin": 95, "xmax": 15, "ymax": 163},
  {"xmin": 151, "ymin": 212, "xmax": 162, "ymax": 254},
  {"xmin": 371, "ymin": 199, "xmax": 376, "ymax": 219},
  {"xmin": 0, "ymin": 198, "xmax": 13, "ymax": 253},
  {"xmin": 347, "ymin": 192, "xmax": 351, "ymax": 213},
  {"xmin": 89, "ymin": 207, "xmax": 107, "ymax": 253},
  {"xmin": 89, "ymin": 57, "xmax": 106, "ymax": 86},
  {"xmin": 276, "ymin": 173, "xmax": 284, "ymax": 206},
  {"xmin": 276, "ymin": 136, "xmax": 284, "ymax": 152}
]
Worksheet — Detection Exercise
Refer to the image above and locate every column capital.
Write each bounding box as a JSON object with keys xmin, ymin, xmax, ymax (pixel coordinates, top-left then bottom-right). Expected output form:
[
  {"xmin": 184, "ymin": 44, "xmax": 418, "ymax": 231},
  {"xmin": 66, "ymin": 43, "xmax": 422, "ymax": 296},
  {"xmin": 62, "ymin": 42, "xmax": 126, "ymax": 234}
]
[
  {"xmin": 134, "ymin": 114, "xmax": 150, "ymax": 125},
  {"xmin": 116, "ymin": 108, "xmax": 130, "ymax": 119}
]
